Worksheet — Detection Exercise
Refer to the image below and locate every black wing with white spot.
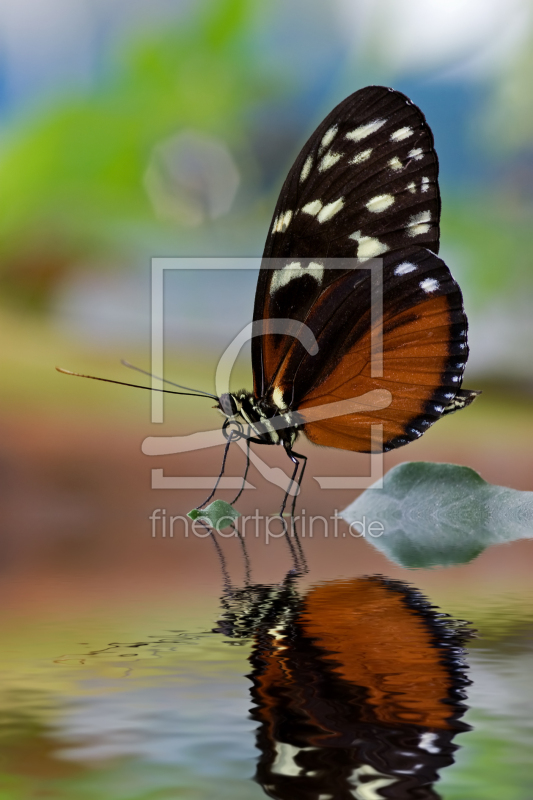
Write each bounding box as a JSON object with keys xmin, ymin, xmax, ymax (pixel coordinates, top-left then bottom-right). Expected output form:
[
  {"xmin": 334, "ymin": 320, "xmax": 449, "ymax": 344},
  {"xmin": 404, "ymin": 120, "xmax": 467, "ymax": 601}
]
[
  {"xmin": 251, "ymin": 85, "xmax": 478, "ymax": 445},
  {"xmin": 262, "ymin": 85, "xmax": 440, "ymax": 262},
  {"xmin": 253, "ymin": 86, "xmax": 442, "ymax": 398}
]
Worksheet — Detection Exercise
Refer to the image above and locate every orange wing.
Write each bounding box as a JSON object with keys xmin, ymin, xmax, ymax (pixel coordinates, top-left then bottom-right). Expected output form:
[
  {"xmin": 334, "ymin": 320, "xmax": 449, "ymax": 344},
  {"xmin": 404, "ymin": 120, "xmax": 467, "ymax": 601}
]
[
  {"xmin": 302, "ymin": 292, "xmax": 461, "ymax": 452},
  {"xmin": 251, "ymin": 577, "xmax": 469, "ymax": 732},
  {"xmin": 262, "ymin": 248, "xmax": 469, "ymax": 452},
  {"xmin": 300, "ymin": 579, "xmax": 455, "ymax": 729}
]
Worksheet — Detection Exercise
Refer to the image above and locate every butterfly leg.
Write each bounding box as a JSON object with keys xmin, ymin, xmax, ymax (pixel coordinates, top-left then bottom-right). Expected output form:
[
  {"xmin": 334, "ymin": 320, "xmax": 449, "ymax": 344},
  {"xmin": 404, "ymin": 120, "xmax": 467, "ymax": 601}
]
[
  {"xmin": 230, "ymin": 433, "xmax": 251, "ymax": 505},
  {"xmin": 288, "ymin": 449, "xmax": 307, "ymax": 520},
  {"xmin": 280, "ymin": 447, "xmax": 308, "ymax": 572}
]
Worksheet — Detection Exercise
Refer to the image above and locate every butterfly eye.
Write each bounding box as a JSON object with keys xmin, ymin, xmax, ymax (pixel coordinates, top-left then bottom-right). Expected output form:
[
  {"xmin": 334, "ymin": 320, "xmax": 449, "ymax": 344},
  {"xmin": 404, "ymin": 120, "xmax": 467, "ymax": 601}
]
[{"xmin": 218, "ymin": 393, "xmax": 238, "ymax": 417}]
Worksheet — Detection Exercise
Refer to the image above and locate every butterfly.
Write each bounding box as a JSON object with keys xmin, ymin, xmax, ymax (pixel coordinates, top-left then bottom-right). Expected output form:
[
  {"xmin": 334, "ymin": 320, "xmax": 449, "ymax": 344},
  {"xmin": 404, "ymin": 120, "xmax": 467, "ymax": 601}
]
[
  {"xmin": 58, "ymin": 85, "xmax": 479, "ymax": 514},
  {"xmin": 214, "ymin": 85, "xmax": 479, "ymax": 507}
]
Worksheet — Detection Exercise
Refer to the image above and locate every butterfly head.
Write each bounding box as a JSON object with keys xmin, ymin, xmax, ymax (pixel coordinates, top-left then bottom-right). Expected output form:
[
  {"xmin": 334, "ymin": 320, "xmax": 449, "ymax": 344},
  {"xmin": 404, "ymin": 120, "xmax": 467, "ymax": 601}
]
[{"xmin": 216, "ymin": 392, "xmax": 240, "ymax": 419}]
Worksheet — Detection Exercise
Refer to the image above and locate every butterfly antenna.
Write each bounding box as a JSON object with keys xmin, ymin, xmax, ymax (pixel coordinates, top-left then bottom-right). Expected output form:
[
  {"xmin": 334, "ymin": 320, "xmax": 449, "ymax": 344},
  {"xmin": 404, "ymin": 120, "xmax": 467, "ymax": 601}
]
[
  {"xmin": 55, "ymin": 367, "xmax": 216, "ymax": 400},
  {"xmin": 121, "ymin": 359, "xmax": 217, "ymax": 400}
]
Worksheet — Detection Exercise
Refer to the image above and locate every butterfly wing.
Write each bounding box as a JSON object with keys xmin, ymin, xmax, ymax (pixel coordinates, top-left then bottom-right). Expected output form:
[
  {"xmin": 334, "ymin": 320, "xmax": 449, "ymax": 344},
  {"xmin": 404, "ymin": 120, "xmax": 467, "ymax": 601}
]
[
  {"xmin": 252, "ymin": 85, "xmax": 476, "ymax": 452},
  {"xmin": 263, "ymin": 85, "xmax": 440, "ymax": 260},
  {"xmin": 253, "ymin": 85, "xmax": 441, "ymax": 399},
  {"xmin": 293, "ymin": 248, "xmax": 468, "ymax": 452}
]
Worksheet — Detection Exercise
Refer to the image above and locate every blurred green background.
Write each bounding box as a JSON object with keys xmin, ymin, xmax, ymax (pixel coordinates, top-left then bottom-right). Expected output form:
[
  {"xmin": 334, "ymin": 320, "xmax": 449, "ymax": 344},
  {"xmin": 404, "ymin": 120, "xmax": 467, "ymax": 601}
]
[{"xmin": 1, "ymin": 3, "xmax": 533, "ymax": 797}]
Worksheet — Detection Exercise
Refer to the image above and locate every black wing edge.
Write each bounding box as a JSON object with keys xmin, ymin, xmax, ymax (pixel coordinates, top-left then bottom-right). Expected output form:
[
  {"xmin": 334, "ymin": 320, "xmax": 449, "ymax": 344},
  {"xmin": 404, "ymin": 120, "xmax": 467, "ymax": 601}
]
[
  {"xmin": 382, "ymin": 249, "xmax": 478, "ymax": 453},
  {"xmin": 442, "ymin": 389, "xmax": 482, "ymax": 415}
]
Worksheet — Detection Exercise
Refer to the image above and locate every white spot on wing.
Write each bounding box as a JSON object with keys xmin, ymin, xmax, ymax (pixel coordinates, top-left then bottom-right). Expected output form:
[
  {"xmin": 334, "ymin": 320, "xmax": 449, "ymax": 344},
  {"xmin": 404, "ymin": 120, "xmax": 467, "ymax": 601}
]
[
  {"xmin": 273, "ymin": 210, "xmax": 293, "ymax": 233},
  {"xmin": 345, "ymin": 118, "xmax": 386, "ymax": 142},
  {"xmin": 319, "ymin": 151, "xmax": 341, "ymax": 172},
  {"xmin": 407, "ymin": 210, "xmax": 431, "ymax": 237},
  {"xmin": 421, "ymin": 176, "xmax": 430, "ymax": 192},
  {"xmin": 358, "ymin": 238, "xmax": 389, "ymax": 258},
  {"xmin": 391, "ymin": 126, "xmax": 413, "ymax": 141},
  {"xmin": 317, "ymin": 197, "xmax": 344, "ymax": 223},
  {"xmin": 350, "ymin": 148, "xmax": 372, "ymax": 165},
  {"xmin": 302, "ymin": 199, "xmax": 322, "ymax": 216},
  {"xmin": 389, "ymin": 156, "xmax": 403, "ymax": 171},
  {"xmin": 270, "ymin": 262, "xmax": 301, "ymax": 294},
  {"xmin": 408, "ymin": 147, "xmax": 424, "ymax": 161},
  {"xmin": 300, "ymin": 155, "xmax": 312, "ymax": 183},
  {"xmin": 407, "ymin": 182, "xmax": 416, "ymax": 193},
  {"xmin": 269, "ymin": 261, "xmax": 324, "ymax": 296},
  {"xmin": 271, "ymin": 742, "xmax": 307, "ymax": 777},
  {"xmin": 308, "ymin": 261, "xmax": 325, "ymax": 283},
  {"xmin": 395, "ymin": 262, "xmax": 416, "ymax": 275},
  {"xmin": 419, "ymin": 732, "xmax": 440, "ymax": 754},
  {"xmin": 349, "ymin": 230, "xmax": 390, "ymax": 259},
  {"xmin": 420, "ymin": 277, "xmax": 439, "ymax": 293},
  {"xmin": 280, "ymin": 210, "xmax": 293, "ymax": 231},
  {"xmin": 320, "ymin": 125, "xmax": 338, "ymax": 151},
  {"xmin": 366, "ymin": 193, "xmax": 395, "ymax": 214}
]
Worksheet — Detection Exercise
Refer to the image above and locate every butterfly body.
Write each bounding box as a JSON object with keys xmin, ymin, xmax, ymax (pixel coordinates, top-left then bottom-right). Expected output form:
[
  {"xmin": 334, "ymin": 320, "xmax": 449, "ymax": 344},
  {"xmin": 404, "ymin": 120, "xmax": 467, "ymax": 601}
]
[{"xmin": 217, "ymin": 390, "xmax": 302, "ymax": 448}]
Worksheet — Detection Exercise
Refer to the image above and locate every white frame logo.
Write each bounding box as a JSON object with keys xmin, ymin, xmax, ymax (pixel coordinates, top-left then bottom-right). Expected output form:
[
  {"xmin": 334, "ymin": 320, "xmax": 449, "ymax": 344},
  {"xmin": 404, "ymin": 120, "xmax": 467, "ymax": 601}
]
[{"xmin": 142, "ymin": 257, "xmax": 389, "ymax": 492}]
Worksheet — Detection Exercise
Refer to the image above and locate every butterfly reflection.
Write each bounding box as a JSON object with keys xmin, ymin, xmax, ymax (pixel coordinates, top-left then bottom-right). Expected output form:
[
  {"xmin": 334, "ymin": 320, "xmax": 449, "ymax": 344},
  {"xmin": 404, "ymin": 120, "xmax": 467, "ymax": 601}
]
[{"xmin": 215, "ymin": 575, "xmax": 472, "ymax": 800}]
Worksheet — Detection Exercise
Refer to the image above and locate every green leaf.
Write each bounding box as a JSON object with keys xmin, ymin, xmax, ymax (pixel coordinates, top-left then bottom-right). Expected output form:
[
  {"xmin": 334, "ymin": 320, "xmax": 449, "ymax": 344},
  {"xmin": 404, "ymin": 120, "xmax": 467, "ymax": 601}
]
[
  {"xmin": 187, "ymin": 500, "xmax": 241, "ymax": 530},
  {"xmin": 342, "ymin": 462, "xmax": 533, "ymax": 569}
]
